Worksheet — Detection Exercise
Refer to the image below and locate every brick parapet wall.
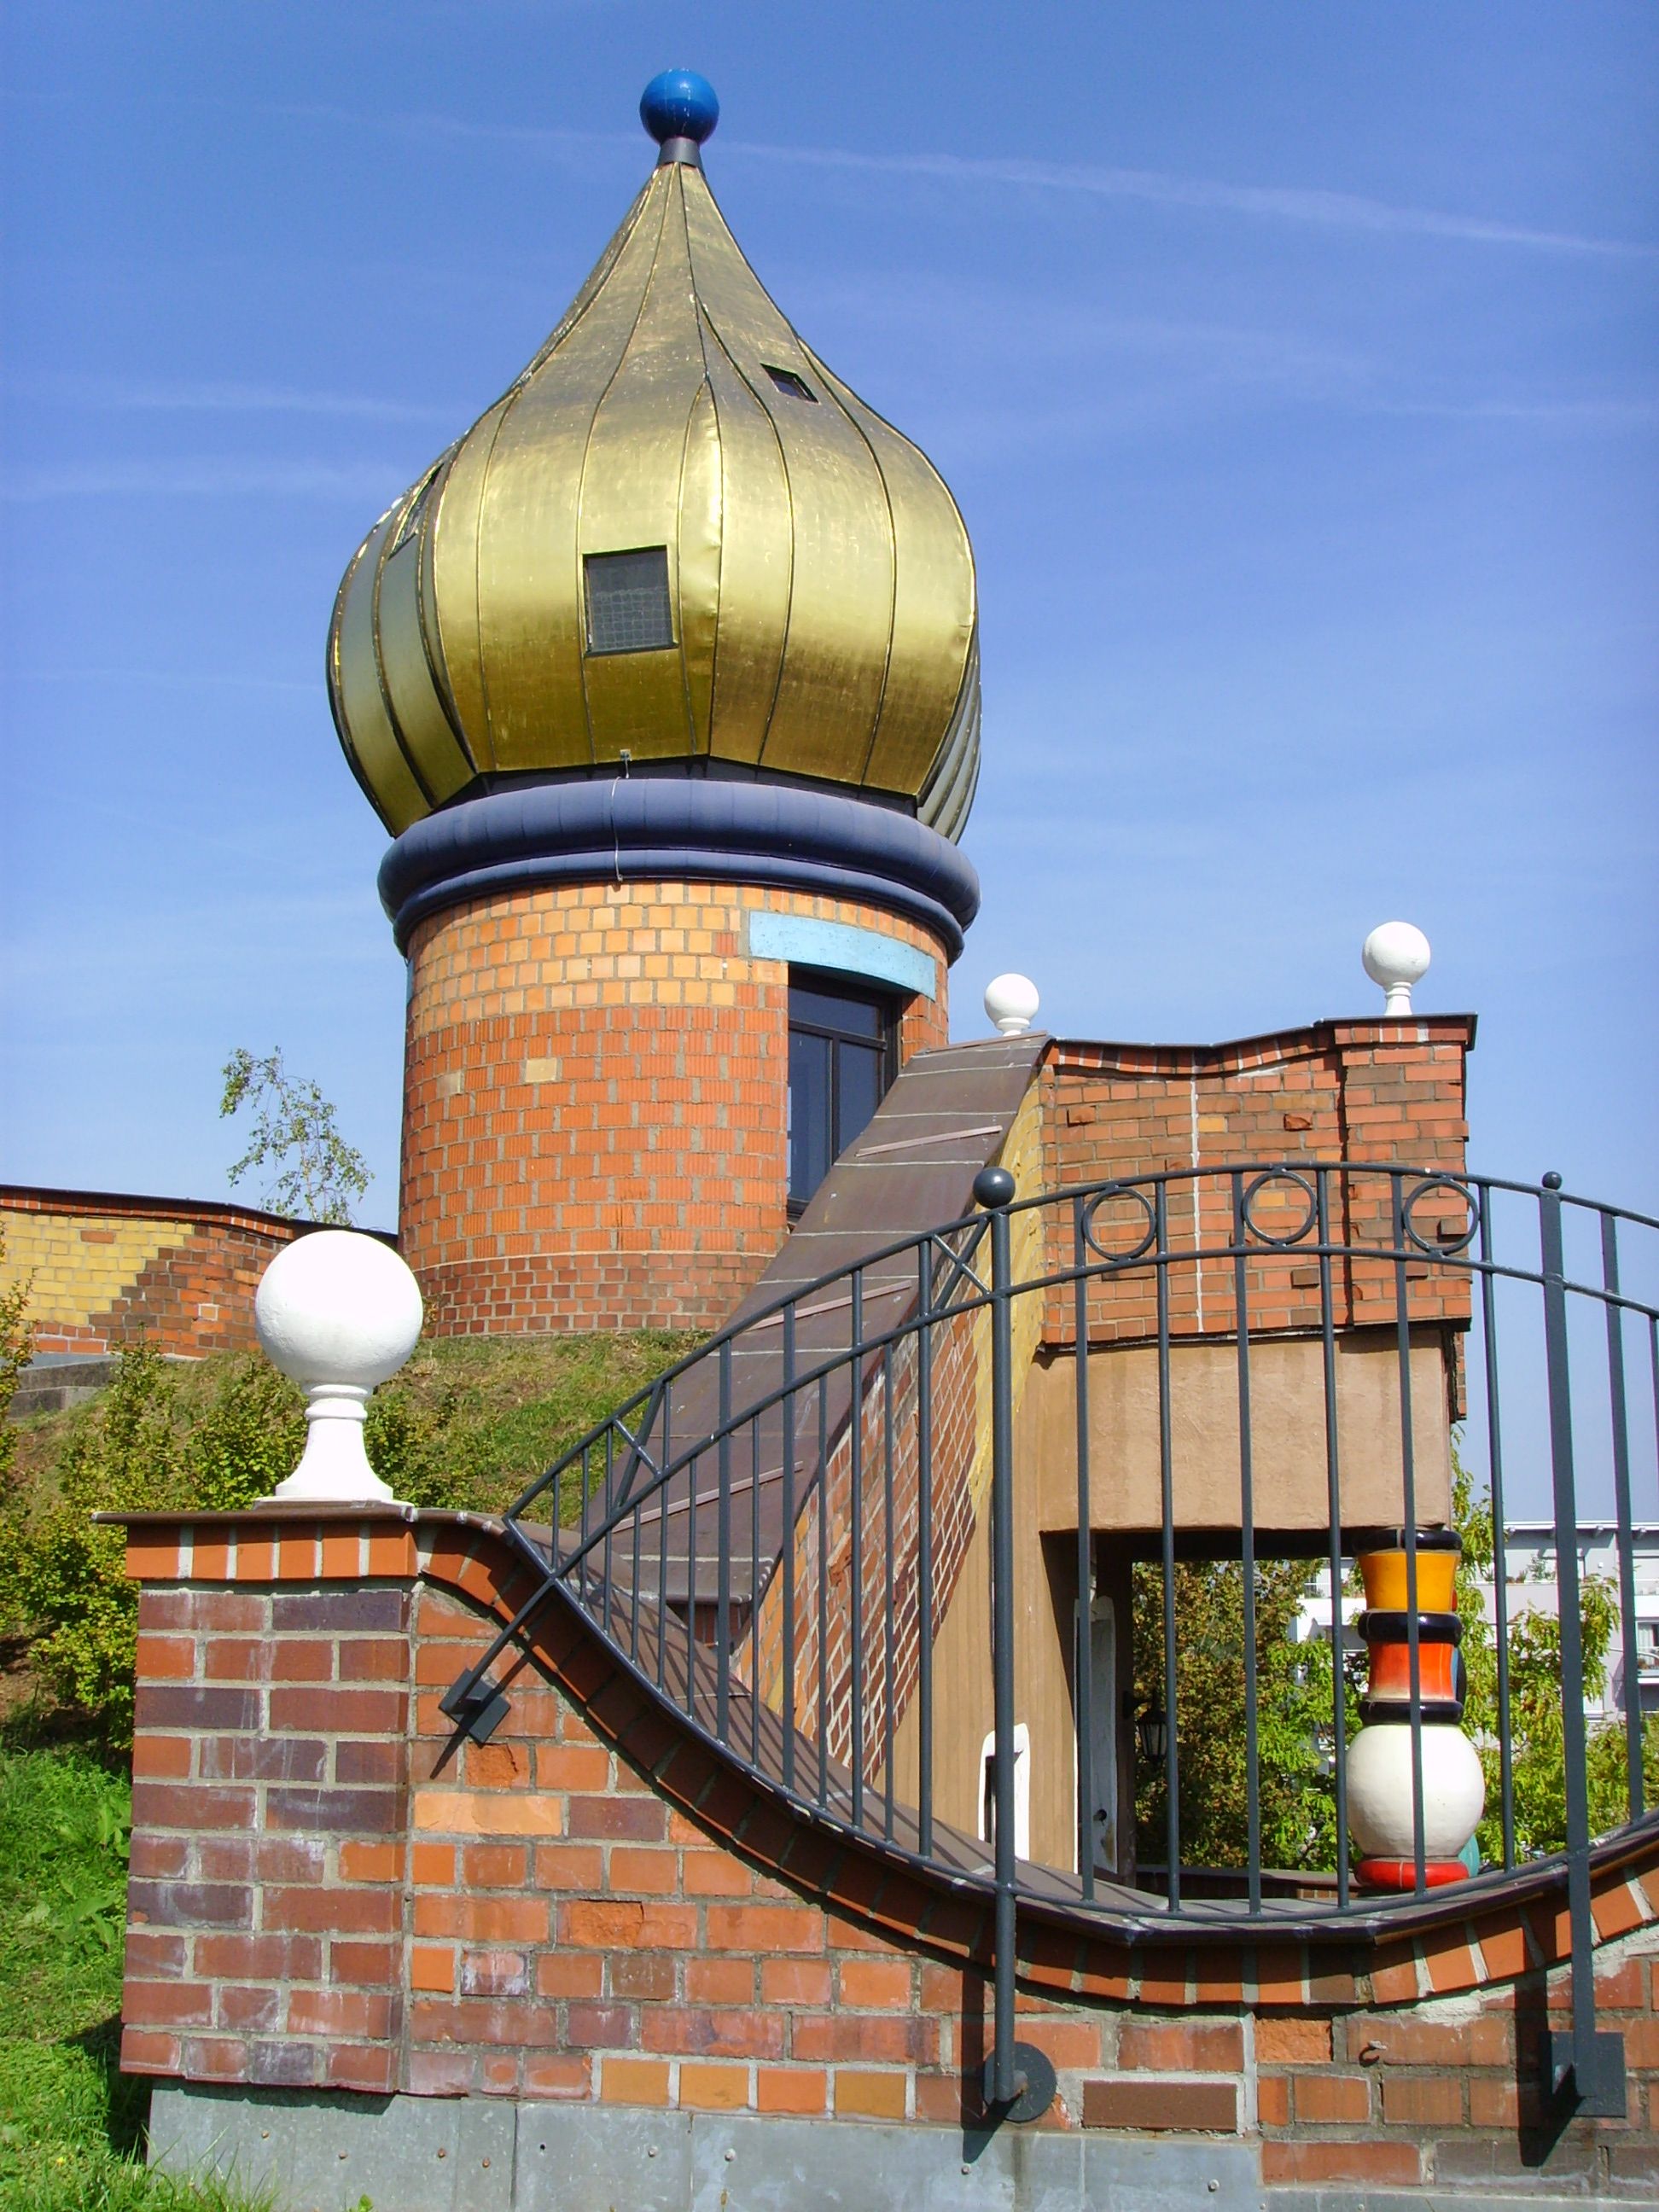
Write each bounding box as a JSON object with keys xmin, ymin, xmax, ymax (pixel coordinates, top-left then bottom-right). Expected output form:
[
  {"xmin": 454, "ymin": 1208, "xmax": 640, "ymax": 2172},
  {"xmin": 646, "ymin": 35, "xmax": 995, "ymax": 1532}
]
[
  {"xmin": 0, "ymin": 1188, "xmax": 364, "ymax": 1359},
  {"xmin": 400, "ymin": 881, "xmax": 952, "ymax": 1338},
  {"xmin": 116, "ymin": 1510, "xmax": 1658, "ymax": 2195},
  {"xmin": 1038, "ymin": 1018, "xmax": 1476, "ymax": 1348}
]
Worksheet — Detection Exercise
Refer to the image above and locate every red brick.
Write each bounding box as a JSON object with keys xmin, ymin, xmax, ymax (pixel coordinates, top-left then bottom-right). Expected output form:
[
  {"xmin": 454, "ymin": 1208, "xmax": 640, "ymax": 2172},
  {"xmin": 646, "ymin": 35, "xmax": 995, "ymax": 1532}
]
[
  {"xmin": 413, "ymin": 1894, "xmax": 550, "ymax": 1945},
  {"xmin": 1256, "ymin": 2017, "xmax": 1331, "ymax": 2064},
  {"xmin": 331, "ymin": 1941, "xmax": 399, "ymax": 1988},
  {"xmin": 792, "ymin": 2015, "xmax": 936, "ymax": 2066},
  {"xmin": 758, "ymin": 2065, "xmax": 828, "ymax": 2115},
  {"xmin": 1295, "ymin": 2073, "xmax": 1371, "ymax": 2124},
  {"xmin": 1082, "ymin": 2078, "xmax": 1237, "ymax": 2132},
  {"xmin": 706, "ymin": 1903, "xmax": 823, "ymax": 1955},
  {"xmin": 561, "ymin": 1900, "xmax": 698, "ymax": 1950},
  {"xmin": 1381, "ymin": 2074, "xmax": 1464, "ymax": 2125},
  {"xmin": 535, "ymin": 1952, "xmax": 606, "ymax": 2000},
  {"xmin": 1119, "ymin": 2021, "xmax": 1243, "ymax": 2073},
  {"xmin": 611, "ymin": 1952, "xmax": 677, "ymax": 2002},
  {"xmin": 685, "ymin": 1958, "xmax": 755, "ymax": 2005},
  {"xmin": 1262, "ymin": 2141, "xmax": 1422, "ymax": 2186},
  {"xmin": 761, "ymin": 1958, "xmax": 832, "ymax": 2006},
  {"xmin": 642, "ymin": 2006, "xmax": 783, "ymax": 2060}
]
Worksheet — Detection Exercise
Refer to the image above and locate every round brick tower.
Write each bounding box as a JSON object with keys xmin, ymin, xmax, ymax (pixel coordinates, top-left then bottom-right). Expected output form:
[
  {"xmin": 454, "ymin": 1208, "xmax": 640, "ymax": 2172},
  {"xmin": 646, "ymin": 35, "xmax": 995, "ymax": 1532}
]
[{"xmin": 328, "ymin": 73, "xmax": 982, "ymax": 1335}]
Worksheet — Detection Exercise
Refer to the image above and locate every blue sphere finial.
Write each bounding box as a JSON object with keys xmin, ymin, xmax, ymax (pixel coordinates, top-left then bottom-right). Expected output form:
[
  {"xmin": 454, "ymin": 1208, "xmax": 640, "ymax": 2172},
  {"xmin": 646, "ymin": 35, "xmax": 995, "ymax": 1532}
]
[{"xmin": 640, "ymin": 69, "xmax": 719, "ymax": 149}]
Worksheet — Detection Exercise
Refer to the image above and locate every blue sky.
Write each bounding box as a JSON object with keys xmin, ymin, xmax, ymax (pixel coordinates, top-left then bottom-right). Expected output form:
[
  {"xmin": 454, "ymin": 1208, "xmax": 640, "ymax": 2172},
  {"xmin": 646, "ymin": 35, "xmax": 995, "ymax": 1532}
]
[{"xmin": 3, "ymin": 2, "xmax": 1656, "ymax": 1229}]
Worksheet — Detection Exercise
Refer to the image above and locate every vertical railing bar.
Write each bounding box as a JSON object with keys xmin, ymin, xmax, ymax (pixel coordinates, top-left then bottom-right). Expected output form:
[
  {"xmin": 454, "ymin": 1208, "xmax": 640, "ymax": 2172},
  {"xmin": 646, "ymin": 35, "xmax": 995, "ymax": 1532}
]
[
  {"xmin": 917, "ymin": 1247, "xmax": 936, "ymax": 1862},
  {"xmin": 1540, "ymin": 1174, "xmax": 1601, "ymax": 2099},
  {"xmin": 1073, "ymin": 1196, "xmax": 1096, "ymax": 1901},
  {"xmin": 630, "ymin": 1442, "xmax": 643, "ymax": 1668},
  {"xmin": 984, "ymin": 1180, "xmax": 1020, "ymax": 2108},
  {"xmin": 817, "ymin": 1377, "xmax": 830, "ymax": 1813},
  {"xmin": 1156, "ymin": 1184, "xmax": 1179, "ymax": 1915},
  {"xmin": 601, "ymin": 1428, "xmax": 614, "ymax": 1642},
  {"xmin": 1479, "ymin": 1187, "xmax": 1516, "ymax": 1869},
  {"xmin": 579, "ymin": 1432, "xmax": 591, "ymax": 1606},
  {"xmin": 656, "ymin": 1388, "xmax": 672, "ymax": 1698},
  {"xmin": 1601, "ymin": 1214, "xmax": 1642, "ymax": 1821},
  {"xmin": 749, "ymin": 1412, "xmax": 762, "ymax": 1770},
  {"xmin": 1232, "ymin": 1170, "xmax": 1261, "ymax": 1916},
  {"xmin": 716, "ymin": 1341, "xmax": 733, "ymax": 1747},
  {"xmin": 882, "ymin": 1342, "xmax": 897, "ymax": 1845},
  {"xmin": 1316, "ymin": 1168, "xmax": 1349, "ymax": 1910},
  {"xmin": 1391, "ymin": 1171, "xmax": 1427, "ymax": 1899},
  {"xmin": 850, "ymin": 1271, "xmax": 866, "ymax": 1833},
  {"xmin": 685, "ymin": 1446, "xmax": 699, "ymax": 1725},
  {"xmin": 782, "ymin": 1302, "xmax": 798, "ymax": 1798}
]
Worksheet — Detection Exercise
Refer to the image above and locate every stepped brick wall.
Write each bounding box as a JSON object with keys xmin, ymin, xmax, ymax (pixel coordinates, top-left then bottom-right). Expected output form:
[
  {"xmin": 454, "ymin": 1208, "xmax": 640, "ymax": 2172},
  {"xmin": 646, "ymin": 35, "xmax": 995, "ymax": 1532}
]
[
  {"xmin": 1039, "ymin": 1016, "xmax": 1476, "ymax": 1348},
  {"xmin": 0, "ymin": 1188, "xmax": 342, "ymax": 1359},
  {"xmin": 400, "ymin": 880, "xmax": 952, "ymax": 1339},
  {"xmin": 116, "ymin": 1509, "xmax": 1659, "ymax": 2197}
]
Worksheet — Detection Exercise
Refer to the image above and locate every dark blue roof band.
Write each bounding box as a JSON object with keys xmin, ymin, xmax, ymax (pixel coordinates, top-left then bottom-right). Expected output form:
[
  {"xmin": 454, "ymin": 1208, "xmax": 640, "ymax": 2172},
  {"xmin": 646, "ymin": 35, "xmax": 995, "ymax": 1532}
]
[{"xmin": 378, "ymin": 779, "xmax": 981, "ymax": 958}]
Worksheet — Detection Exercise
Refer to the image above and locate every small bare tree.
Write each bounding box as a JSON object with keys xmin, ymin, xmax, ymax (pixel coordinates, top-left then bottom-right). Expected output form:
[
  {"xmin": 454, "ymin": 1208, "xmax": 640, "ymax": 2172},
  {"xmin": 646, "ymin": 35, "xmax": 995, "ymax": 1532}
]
[{"xmin": 220, "ymin": 1048, "xmax": 371, "ymax": 1225}]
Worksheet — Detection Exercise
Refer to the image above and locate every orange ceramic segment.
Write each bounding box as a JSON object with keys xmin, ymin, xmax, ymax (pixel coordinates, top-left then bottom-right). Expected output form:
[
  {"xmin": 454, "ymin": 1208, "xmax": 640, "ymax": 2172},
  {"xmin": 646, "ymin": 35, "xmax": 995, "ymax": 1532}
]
[{"xmin": 1359, "ymin": 1548, "xmax": 1458, "ymax": 1613}]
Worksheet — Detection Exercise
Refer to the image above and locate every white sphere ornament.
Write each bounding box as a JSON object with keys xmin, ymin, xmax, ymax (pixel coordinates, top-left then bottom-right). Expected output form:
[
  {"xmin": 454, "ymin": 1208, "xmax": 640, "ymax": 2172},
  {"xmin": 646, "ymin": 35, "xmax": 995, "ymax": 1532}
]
[
  {"xmin": 1346, "ymin": 1722, "xmax": 1486, "ymax": 1861},
  {"xmin": 984, "ymin": 973, "xmax": 1040, "ymax": 1037},
  {"xmin": 1362, "ymin": 921, "xmax": 1431, "ymax": 1016},
  {"xmin": 254, "ymin": 1231, "xmax": 423, "ymax": 1505}
]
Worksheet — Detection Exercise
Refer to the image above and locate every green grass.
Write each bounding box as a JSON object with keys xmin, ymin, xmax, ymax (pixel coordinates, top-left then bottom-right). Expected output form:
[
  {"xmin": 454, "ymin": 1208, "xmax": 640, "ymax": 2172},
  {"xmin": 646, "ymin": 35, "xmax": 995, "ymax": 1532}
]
[{"xmin": 0, "ymin": 1745, "xmax": 265, "ymax": 2209}]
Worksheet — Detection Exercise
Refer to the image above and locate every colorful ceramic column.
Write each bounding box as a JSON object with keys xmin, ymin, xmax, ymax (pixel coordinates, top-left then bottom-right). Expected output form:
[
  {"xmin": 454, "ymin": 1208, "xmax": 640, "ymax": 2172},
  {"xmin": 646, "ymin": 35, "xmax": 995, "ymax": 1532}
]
[{"xmin": 1346, "ymin": 1529, "xmax": 1485, "ymax": 1889}]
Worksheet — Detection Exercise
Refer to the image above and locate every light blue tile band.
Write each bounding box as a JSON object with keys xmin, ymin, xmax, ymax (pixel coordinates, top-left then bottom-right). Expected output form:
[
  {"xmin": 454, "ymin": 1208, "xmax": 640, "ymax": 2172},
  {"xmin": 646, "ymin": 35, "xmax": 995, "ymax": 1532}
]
[{"xmin": 745, "ymin": 912, "xmax": 936, "ymax": 1001}]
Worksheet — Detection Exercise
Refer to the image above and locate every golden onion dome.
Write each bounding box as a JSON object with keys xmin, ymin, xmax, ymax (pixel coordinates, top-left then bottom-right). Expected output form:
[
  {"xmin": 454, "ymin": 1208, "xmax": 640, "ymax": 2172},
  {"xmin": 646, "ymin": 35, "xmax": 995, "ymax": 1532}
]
[{"xmin": 329, "ymin": 74, "xmax": 981, "ymax": 843}]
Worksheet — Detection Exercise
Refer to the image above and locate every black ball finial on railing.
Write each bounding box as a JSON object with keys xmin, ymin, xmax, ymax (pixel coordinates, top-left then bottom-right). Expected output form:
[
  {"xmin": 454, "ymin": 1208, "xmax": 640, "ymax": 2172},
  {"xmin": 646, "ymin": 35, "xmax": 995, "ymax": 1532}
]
[
  {"xmin": 973, "ymin": 1166, "xmax": 1016, "ymax": 1210},
  {"xmin": 1543, "ymin": 1171, "xmax": 1563, "ymax": 1190}
]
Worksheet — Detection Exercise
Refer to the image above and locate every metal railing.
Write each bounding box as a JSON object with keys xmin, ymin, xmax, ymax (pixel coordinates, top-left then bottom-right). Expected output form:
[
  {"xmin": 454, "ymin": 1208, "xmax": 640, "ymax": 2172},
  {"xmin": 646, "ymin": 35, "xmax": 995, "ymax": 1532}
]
[{"xmin": 445, "ymin": 1162, "xmax": 1658, "ymax": 2120}]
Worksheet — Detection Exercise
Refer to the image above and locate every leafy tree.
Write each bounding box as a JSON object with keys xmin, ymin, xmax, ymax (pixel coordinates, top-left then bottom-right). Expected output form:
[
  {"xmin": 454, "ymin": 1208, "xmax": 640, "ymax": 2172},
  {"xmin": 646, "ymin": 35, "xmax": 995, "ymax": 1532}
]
[
  {"xmin": 219, "ymin": 1047, "xmax": 371, "ymax": 1225},
  {"xmin": 1453, "ymin": 1451, "xmax": 1656, "ymax": 1860},
  {"xmin": 1132, "ymin": 1554, "xmax": 1359, "ymax": 1872}
]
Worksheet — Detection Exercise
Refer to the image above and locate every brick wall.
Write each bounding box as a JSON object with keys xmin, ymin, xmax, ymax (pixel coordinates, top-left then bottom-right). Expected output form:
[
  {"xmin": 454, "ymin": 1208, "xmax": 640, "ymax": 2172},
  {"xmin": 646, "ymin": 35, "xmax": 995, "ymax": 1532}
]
[
  {"xmin": 117, "ymin": 1510, "xmax": 1658, "ymax": 2195},
  {"xmin": 401, "ymin": 881, "xmax": 952, "ymax": 1338},
  {"xmin": 1039, "ymin": 1018, "xmax": 1475, "ymax": 1348},
  {"xmin": 0, "ymin": 1188, "xmax": 341, "ymax": 1359}
]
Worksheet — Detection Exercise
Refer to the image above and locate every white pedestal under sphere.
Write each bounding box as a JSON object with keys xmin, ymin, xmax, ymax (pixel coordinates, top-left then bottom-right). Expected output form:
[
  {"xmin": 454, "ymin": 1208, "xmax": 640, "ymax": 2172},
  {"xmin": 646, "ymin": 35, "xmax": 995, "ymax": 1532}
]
[{"xmin": 254, "ymin": 1231, "xmax": 423, "ymax": 1505}]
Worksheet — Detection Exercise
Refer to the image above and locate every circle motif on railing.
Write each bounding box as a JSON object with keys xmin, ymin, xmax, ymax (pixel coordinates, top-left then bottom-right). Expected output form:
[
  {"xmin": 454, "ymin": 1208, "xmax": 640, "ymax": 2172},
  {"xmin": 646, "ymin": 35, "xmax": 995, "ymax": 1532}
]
[
  {"xmin": 1239, "ymin": 1167, "xmax": 1318, "ymax": 1249},
  {"xmin": 1401, "ymin": 1173, "xmax": 1481, "ymax": 1259},
  {"xmin": 1079, "ymin": 1183, "xmax": 1159, "ymax": 1266}
]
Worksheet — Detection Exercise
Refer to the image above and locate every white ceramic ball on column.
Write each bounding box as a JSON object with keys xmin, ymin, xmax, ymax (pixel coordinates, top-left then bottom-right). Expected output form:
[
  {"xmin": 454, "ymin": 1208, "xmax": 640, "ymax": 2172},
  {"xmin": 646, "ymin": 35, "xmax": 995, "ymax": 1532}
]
[
  {"xmin": 254, "ymin": 1231, "xmax": 423, "ymax": 1504},
  {"xmin": 1361, "ymin": 922, "xmax": 1431, "ymax": 1016},
  {"xmin": 984, "ymin": 974, "xmax": 1040, "ymax": 1036}
]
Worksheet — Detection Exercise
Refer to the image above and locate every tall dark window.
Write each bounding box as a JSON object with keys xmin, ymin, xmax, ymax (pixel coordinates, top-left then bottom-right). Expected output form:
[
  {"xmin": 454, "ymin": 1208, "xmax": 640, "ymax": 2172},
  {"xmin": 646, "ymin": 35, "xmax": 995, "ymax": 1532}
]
[{"xmin": 788, "ymin": 976, "xmax": 895, "ymax": 1213}]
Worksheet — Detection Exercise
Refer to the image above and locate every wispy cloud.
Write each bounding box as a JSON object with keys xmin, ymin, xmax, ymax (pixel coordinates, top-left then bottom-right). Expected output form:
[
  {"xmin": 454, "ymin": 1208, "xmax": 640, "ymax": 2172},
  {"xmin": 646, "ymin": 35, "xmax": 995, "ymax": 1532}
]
[
  {"xmin": 0, "ymin": 459, "xmax": 405, "ymax": 502},
  {"xmin": 11, "ymin": 373, "xmax": 457, "ymax": 425},
  {"xmin": 249, "ymin": 98, "xmax": 1656, "ymax": 262},
  {"xmin": 733, "ymin": 141, "xmax": 1657, "ymax": 262}
]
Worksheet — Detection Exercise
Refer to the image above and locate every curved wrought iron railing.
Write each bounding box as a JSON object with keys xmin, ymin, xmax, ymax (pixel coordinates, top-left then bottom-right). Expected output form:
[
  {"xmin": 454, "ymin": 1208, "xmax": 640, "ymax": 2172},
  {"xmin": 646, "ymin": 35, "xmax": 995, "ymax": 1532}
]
[{"xmin": 445, "ymin": 1162, "xmax": 1658, "ymax": 2116}]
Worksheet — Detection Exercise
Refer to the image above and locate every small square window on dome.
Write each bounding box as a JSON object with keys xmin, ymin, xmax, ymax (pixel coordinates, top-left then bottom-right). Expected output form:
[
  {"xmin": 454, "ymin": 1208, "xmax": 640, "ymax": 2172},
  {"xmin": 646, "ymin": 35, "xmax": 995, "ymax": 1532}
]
[
  {"xmin": 764, "ymin": 364, "xmax": 817, "ymax": 403},
  {"xmin": 584, "ymin": 547, "xmax": 675, "ymax": 655}
]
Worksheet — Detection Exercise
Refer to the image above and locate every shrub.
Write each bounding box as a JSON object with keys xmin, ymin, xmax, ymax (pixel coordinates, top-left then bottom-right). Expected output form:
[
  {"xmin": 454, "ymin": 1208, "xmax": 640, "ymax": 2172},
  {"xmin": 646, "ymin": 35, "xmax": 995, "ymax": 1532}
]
[{"xmin": 2, "ymin": 1327, "xmax": 695, "ymax": 1753}]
